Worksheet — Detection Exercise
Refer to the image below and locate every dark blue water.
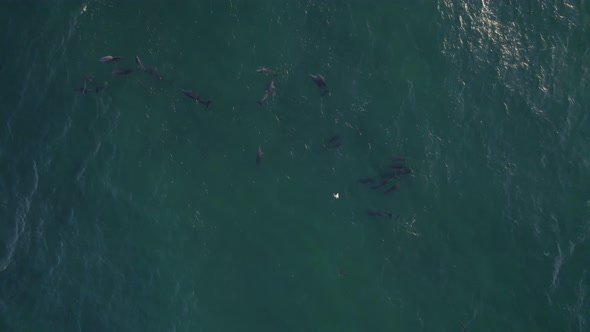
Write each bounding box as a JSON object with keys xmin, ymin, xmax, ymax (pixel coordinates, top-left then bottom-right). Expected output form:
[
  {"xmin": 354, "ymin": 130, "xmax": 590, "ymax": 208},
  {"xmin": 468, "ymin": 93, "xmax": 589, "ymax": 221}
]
[{"xmin": 1, "ymin": 1, "xmax": 589, "ymax": 331}]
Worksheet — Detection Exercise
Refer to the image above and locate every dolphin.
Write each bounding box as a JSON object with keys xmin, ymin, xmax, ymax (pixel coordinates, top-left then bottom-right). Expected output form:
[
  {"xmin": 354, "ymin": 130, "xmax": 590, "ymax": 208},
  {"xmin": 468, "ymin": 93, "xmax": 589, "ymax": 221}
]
[
  {"xmin": 135, "ymin": 56, "xmax": 144, "ymax": 69},
  {"xmin": 327, "ymin": 135, "xmax": 340, "ymax": 143},
  {"xmin": 74, "ymin": 81, "xmax": 107, "ymax": 94},
  {"xmin": 366, "ymin": 210, "xmax": 393, "ymax": 219},
  {"xmin": 112, "ymin": 69, "xmax": 133, "ymax": 75},
  {"xmin": 99, "ymin": 55, "xmax": 124, "ymax": 62},
  {"xmin": 395, "ymin": 168, "xmax": 413, "ymax": 175},
  {"xmin": 309, "ymin": 73, "xmax": 327, "ymax": 88},
  {"xmin": 256, "ymin": 67, "xmax": 275, "ymax": 75},
  {"xmin": 371, "ymin": 176, "xmax": 394, "ymax": 190},
  {"xmin": 94, "ymin": 84, "xmax": 107, "ymax": 93},
  {"xmin": 325, "ymin": 135, "xmax": 342, "ymax": 149},
  {"xmin": 258, "ymin": 80, "xmax": 275, "ymax": 105},
  {"xmin": 181, "ymin": 89, "xmax": 211, "ymax": 108},
  {"xmin": 384, "ymin": 184, "xmax": 398, "ymax": 194},
  {"xmin": 145, "ymin": 67, "xmax": 166, "ymax": 80},
  {"xmin": 389, "ymin": 164, "xmax": 407, "ymax": 169},
  {"xmin": 357, "ymin": 177, "xmax": 375, "ymax": 184},
  {"xmin": 309, "ymin": 73, "xmax": 330, "ymax": 96},
  {"xmin": 256, "ymin": 146, "xmax": 264, "ymax": 165}
]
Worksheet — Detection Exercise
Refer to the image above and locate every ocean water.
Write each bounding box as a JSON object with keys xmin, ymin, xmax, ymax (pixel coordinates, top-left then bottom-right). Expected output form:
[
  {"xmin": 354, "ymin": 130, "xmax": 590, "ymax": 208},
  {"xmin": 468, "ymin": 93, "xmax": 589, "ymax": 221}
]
[{"xmin": 1, "ymin": 0, "xmax": 589, "ymax": 331}]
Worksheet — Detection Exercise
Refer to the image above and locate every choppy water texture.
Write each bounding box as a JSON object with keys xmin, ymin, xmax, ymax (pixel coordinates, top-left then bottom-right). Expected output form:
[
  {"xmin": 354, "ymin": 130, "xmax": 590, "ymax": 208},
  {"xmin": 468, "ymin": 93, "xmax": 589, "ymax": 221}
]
[{"xmin": 1, "ymin": 1, "xmax": 589, "ymax": 331}]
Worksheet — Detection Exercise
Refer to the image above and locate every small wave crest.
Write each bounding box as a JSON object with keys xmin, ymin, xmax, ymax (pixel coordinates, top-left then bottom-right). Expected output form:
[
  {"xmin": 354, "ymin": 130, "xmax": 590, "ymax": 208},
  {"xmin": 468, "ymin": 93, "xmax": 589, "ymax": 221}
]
[
  {"xmin": 550, "ymin": 241, "xmax": 563, "ymax": 290},
  {"xmin": 0, "ymin": 161, "xmax": 39, "ymax": 272}
]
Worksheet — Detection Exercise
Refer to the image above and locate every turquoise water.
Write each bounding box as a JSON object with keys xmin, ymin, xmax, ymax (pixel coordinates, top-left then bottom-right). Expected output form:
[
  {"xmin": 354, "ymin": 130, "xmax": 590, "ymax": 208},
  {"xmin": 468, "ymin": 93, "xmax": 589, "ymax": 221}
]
[{"xmin": 1, "ymin": 1, "xmax": 589, "ymax": 331}]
